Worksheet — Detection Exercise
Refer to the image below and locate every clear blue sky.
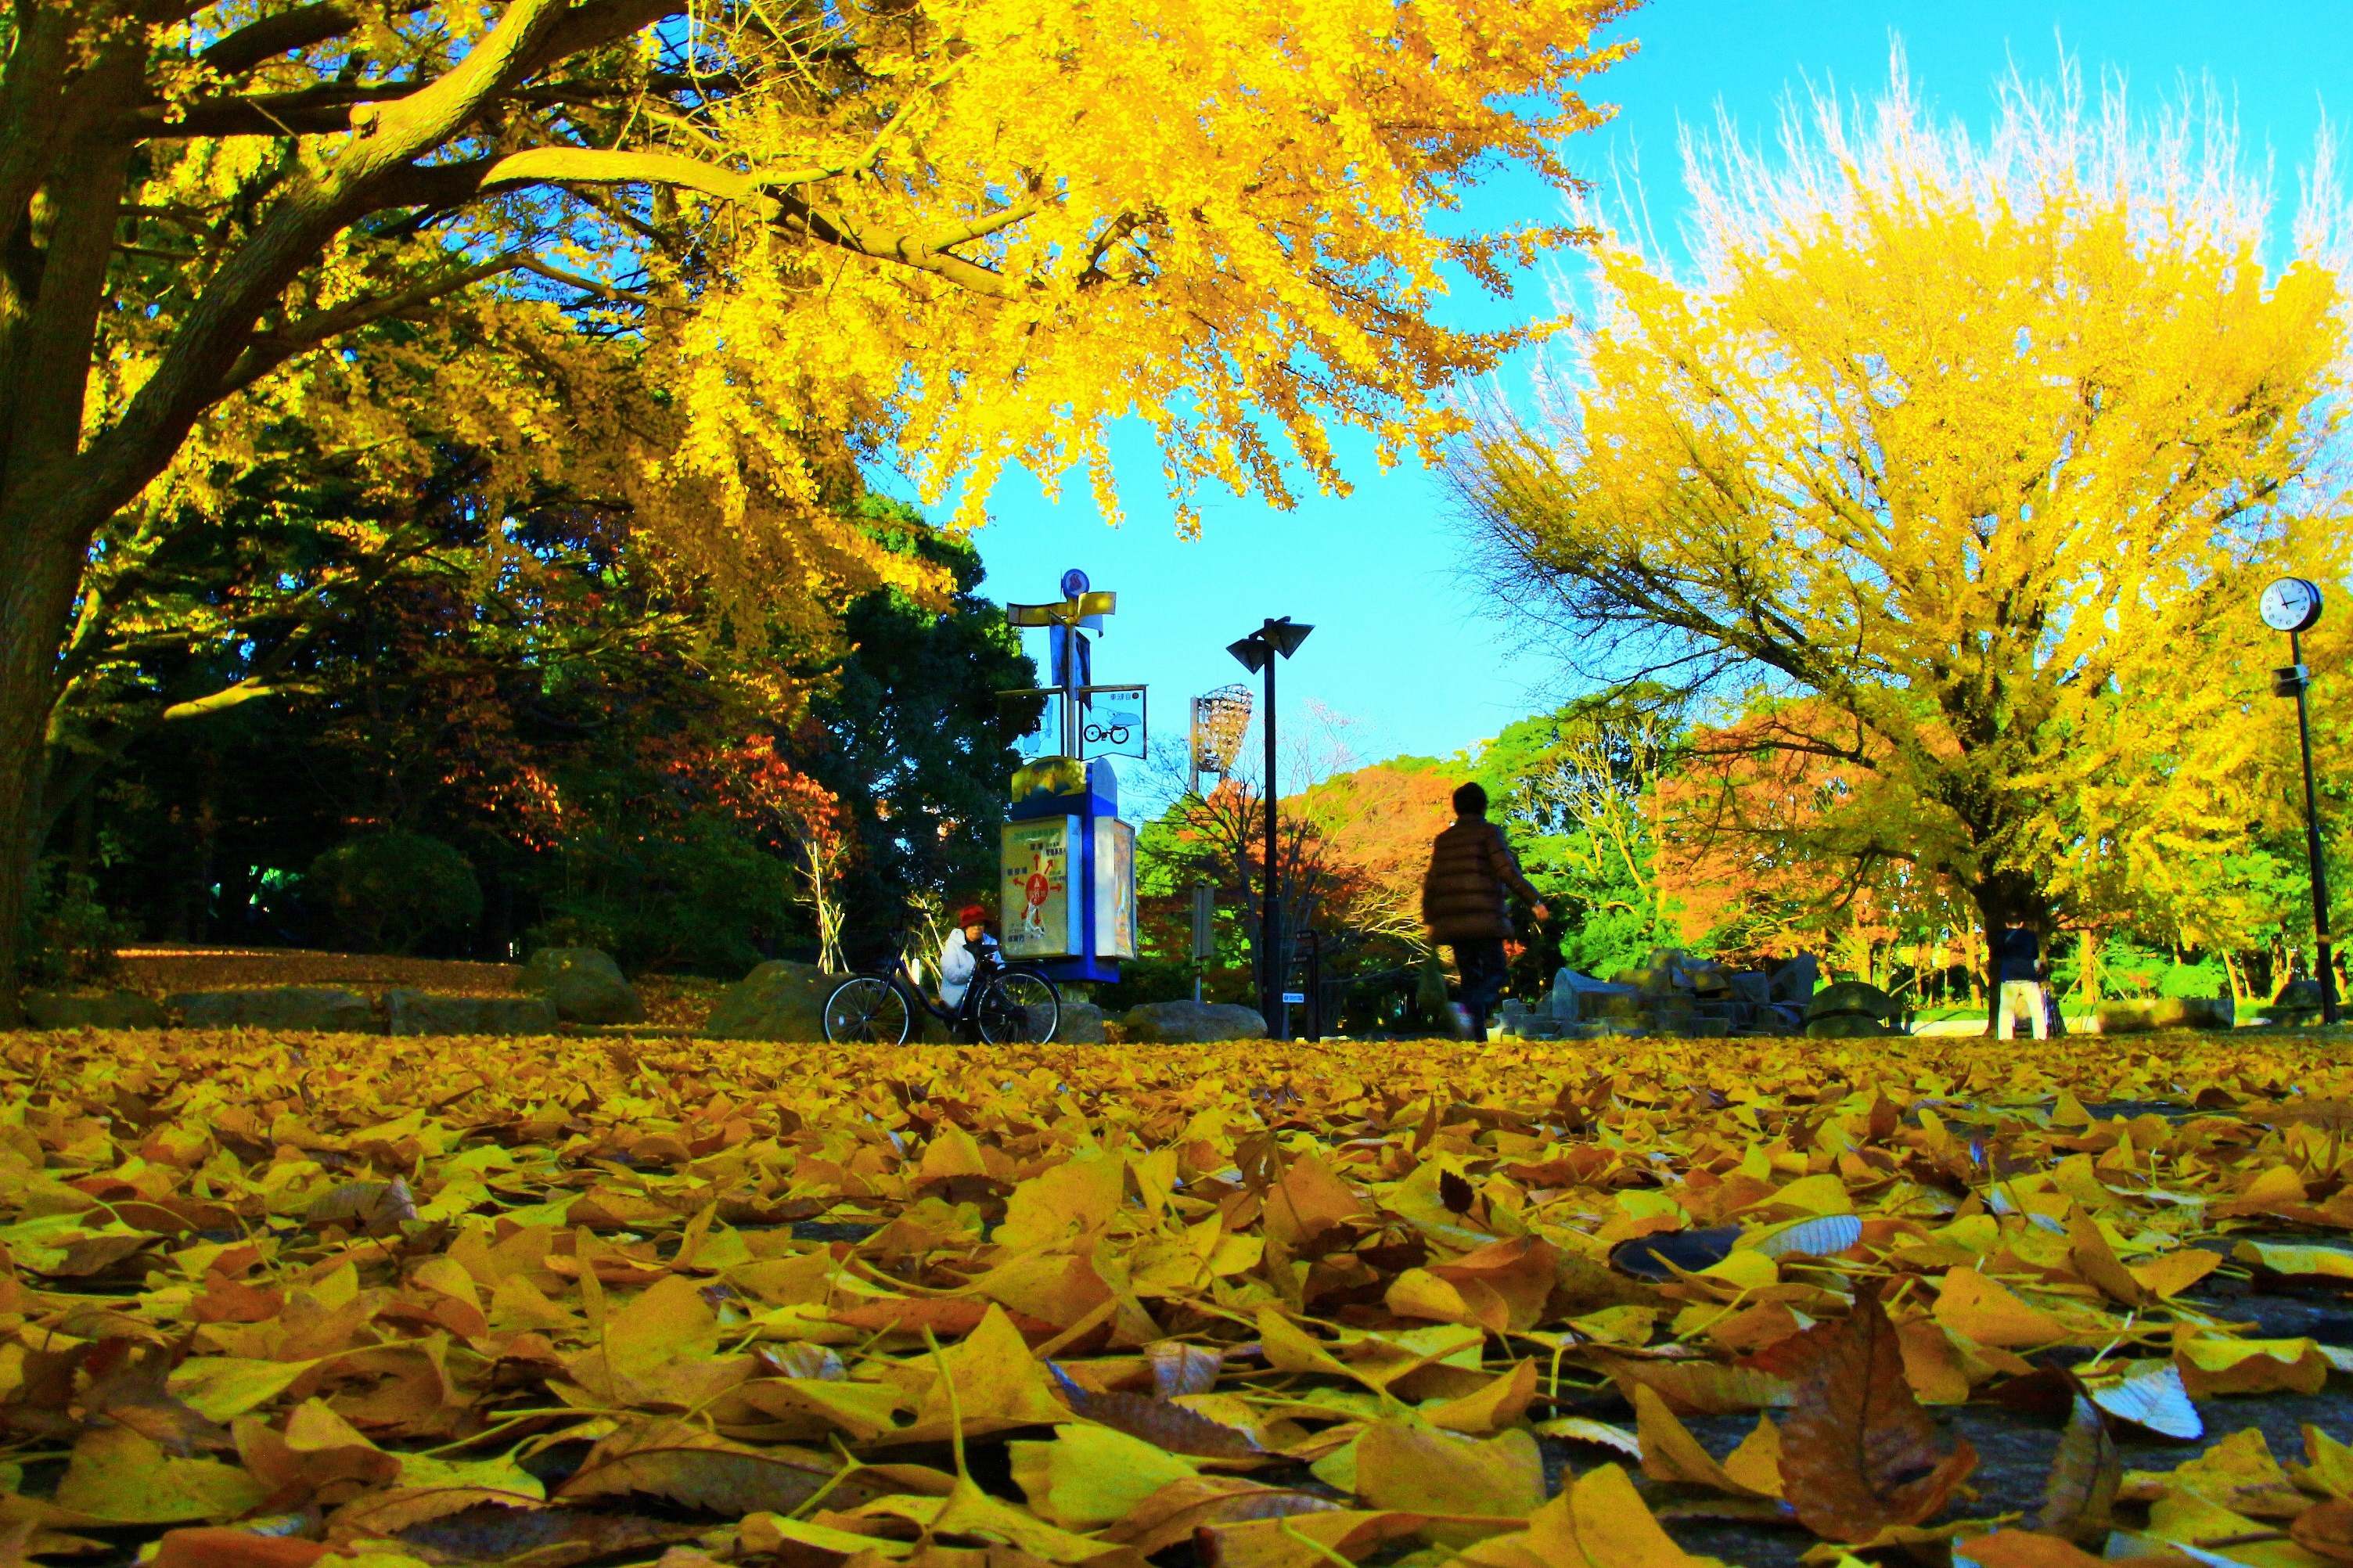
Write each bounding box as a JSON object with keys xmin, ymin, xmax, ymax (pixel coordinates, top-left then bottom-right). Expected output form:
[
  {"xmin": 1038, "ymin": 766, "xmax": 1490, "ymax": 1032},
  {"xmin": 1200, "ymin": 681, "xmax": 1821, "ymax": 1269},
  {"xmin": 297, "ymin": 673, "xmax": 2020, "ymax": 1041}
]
[{"xmin": 879, "ymin": 2, "xmax": 2352, "ymax": 782}]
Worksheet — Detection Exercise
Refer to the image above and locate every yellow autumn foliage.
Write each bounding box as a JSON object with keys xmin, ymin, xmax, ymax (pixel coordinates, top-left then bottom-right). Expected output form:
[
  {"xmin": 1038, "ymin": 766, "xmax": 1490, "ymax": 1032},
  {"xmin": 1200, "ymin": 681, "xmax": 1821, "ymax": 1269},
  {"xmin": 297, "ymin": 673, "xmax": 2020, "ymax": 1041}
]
[
  {"xmin": 0, "ymin": 1026, "xmax": 2348, "ymax": 1566},
  {"xmin": 1453, "ymin": 58, "xmax": 2353, "ymax": 945}
]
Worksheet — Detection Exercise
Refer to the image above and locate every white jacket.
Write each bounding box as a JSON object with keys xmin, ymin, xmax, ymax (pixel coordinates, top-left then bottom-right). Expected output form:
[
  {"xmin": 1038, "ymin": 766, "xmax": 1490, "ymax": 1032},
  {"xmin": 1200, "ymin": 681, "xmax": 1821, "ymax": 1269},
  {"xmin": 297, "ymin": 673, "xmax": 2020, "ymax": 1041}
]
[{"xmin": 939, "ymin": 930, "xmax": 985, "ymax": 1007}]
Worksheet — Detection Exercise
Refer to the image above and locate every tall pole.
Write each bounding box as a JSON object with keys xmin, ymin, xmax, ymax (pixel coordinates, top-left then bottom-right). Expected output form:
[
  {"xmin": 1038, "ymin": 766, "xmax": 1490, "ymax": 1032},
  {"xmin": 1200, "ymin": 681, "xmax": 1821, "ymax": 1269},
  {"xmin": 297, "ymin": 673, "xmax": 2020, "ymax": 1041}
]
[
  {"xmin": 2291, "ymin": 628, "xmax": 2340, "ymax": 1024},
  {"xmin": 1261, "ymin": 624, "xmax": 1280, "ymax": 1038}
]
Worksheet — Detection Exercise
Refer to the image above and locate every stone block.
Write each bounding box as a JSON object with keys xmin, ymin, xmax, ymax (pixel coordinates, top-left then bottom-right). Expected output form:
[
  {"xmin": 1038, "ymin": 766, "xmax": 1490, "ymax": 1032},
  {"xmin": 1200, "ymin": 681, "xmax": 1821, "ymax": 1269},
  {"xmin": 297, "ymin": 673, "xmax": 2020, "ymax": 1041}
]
[
  {"xmin": 520, "ymin": 947, "xmax": 644, "ymax": 1024},
  {"xmin": 2157, "ymin": 996, "xmax": 2235, "ymax": 1030},
  {"xmin": 1807, "ymin": 980, "xmax": 1895, "ymax": 1020},
  {"xmin": 1804, "ymin": 1012, "xmax": 1896, "ymax": 1039},
  {"xmin": 1056, "ymin": 1001, "xmax": 1107, "ymax": 1044},
  {"xmin": 386, "ymin": 990, "xmax": 559, "ymax": 1036},
  {"xmin": 168, "ymin": 987, "xmax": 376, "ymax": 1033},
  {"xmin": 1121, "ymin": 1000, "xmax": 1266, "ymax": 1043},
  {"xmin": 705, "ymin": 961, "xmax": 833, "ymax": 1041},
  {"xmin": 23, "ymin": 991, "xmax": 167, "ymax": 1030},
  {"xmin": 2094, "ymin": 1000, "xmax": 2154, "ymax": 1034}
]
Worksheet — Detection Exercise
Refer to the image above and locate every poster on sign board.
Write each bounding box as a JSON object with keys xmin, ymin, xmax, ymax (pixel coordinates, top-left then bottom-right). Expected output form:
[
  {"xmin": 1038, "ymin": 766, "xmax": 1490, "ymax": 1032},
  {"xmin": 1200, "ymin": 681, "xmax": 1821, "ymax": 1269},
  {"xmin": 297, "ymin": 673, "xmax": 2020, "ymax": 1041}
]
[
  {"xmin": 1093, "ymin": 817, "xmax": 1137, "ymax": 958},
  {"xmin": 1001, "ymin": 818, "xmax": 1080, "ymax": 958}
]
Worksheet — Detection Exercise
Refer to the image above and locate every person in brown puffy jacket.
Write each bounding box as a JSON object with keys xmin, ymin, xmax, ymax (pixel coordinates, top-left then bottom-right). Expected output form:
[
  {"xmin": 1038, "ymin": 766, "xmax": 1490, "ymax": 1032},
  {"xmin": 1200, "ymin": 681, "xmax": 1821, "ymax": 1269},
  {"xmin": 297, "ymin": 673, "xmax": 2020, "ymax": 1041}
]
[{"xmin": 1421, "ymin": 782, "xmax": 1547, "ymax": 1040}]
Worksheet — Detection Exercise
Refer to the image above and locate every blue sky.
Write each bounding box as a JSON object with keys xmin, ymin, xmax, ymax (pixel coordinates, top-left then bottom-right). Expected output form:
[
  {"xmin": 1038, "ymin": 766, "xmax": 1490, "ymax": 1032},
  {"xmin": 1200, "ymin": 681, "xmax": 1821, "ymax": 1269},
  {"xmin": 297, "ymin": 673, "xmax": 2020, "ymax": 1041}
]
[{"xmin": 883, "ymin": 1, "xmax": 2352, "ymax": 786}]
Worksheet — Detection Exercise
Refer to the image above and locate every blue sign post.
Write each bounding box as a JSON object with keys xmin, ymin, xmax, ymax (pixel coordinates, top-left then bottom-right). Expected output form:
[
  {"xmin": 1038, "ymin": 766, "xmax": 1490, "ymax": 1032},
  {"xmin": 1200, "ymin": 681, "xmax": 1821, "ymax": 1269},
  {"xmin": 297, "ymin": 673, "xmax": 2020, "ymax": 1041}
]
[{"xmin": 1001, "ymin": 572, "xmax": 1140, "ymax": 987}]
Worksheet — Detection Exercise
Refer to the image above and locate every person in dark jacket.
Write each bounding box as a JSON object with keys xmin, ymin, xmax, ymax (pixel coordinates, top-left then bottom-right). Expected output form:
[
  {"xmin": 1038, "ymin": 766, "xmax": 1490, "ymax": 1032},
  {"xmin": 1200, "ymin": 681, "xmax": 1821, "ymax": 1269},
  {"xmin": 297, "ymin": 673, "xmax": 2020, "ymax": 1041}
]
[
  {"xmin": 1422, "ymin": 782, "xmax": 1547, "ymax": 1039},
  {"xmin": 1992, "ymin": 920, "xmax": 2046, "ymax": 1041}
]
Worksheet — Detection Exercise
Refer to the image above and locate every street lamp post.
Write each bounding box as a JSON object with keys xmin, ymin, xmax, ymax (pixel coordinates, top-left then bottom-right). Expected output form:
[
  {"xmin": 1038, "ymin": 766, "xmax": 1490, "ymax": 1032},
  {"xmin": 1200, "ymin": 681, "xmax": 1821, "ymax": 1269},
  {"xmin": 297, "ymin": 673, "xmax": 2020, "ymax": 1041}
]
[
  {"xmin": 2260, "ymin": 576, "xmax": 2338, "ymax": 1026},
  {"xmin": 1227, "ymin": 617, "xmax": 1312, "ymax": 1037}
]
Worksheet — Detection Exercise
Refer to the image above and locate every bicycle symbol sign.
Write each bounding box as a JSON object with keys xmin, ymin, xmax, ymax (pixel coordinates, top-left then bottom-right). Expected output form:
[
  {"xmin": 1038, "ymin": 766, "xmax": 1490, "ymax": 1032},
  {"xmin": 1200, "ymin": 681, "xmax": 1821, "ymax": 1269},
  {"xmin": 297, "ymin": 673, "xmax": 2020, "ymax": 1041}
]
[{"xmin": 1078, "ymin": 685, "xmax": 1146, "ymax": 760}]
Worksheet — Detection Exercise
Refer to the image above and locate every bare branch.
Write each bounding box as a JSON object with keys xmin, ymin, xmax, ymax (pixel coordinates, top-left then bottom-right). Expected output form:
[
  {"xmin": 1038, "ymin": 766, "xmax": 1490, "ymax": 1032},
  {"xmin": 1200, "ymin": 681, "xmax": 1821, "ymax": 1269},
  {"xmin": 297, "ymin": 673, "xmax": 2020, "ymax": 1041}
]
[{"xmin": 516, "ymin": 254, "xmax": 652, "ymax": 306}]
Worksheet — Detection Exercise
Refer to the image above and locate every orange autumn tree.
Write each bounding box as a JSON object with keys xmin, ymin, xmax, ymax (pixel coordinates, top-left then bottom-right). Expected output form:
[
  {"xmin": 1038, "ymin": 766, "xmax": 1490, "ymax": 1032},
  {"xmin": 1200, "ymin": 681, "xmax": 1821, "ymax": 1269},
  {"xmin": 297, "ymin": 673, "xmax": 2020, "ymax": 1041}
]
[
  {"xmin": 1297, "ymin": 761, "xmax": 1460, "ymax": 956},
  {"xmin": 1655, "ymin": 701, "xmax": 1966, "ymax": 986}
]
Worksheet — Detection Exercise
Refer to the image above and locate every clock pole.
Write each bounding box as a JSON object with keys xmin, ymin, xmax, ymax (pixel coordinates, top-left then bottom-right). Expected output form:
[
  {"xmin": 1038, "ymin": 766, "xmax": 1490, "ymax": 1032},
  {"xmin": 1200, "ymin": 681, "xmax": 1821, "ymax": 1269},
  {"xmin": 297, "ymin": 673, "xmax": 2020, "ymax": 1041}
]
[
  {"xmin": 2265, "ymin": 576, "xmax": 2337, "ymax": 1027},
  {"xmin": 2290, "ymin": 626, "xmax": 2338, "ymax": 1026}
]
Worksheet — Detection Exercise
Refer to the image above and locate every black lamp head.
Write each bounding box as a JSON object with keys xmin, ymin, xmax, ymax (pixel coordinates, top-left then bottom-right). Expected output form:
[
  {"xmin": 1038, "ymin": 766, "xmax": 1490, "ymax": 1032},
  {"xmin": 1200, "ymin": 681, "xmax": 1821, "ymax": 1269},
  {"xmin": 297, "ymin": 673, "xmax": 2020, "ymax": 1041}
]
[
  {"xmin": 1227, "ymin": 636, "xmax": 1271, "ymax": 674},
  {"xmin": 1263, "ymin": 617, "xmax": 1313, "ymax": 659}
]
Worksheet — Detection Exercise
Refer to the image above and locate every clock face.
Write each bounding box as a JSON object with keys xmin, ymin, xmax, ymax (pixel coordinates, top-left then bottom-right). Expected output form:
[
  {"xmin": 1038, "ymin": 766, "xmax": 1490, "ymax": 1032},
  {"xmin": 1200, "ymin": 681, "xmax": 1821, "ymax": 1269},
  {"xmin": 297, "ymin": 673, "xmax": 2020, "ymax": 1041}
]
[{"xmin": 2261, "ymin": 577, "xmax": 2322, "ymax": 633}]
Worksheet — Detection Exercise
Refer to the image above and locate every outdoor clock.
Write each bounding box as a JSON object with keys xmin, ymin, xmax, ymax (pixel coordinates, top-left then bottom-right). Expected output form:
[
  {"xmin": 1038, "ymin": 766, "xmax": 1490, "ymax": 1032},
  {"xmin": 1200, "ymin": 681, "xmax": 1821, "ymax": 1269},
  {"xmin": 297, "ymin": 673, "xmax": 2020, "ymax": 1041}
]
[{"xmin": 2260, "ymin": 576, "xmax": 2324, "ymax": 633}]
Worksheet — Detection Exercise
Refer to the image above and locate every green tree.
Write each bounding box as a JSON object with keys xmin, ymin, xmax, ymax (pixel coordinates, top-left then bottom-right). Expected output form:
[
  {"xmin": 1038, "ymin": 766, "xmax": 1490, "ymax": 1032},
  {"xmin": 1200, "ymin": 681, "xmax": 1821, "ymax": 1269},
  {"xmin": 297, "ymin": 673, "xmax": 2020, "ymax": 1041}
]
[
  {"xmin": 802, "ymin": 498, "xmax": 1038, "ymax": 946},
  {"xmin": 1473, "ymin": 693, "xmax": 1677, "ymax": 984}
]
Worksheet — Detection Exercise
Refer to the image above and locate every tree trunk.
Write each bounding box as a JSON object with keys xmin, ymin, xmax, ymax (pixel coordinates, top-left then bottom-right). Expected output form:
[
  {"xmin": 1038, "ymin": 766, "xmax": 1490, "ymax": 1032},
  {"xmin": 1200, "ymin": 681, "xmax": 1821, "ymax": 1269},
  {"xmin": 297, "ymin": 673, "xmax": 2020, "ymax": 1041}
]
[{"xmin": 0, "ymin": 508, "xmax": 94, "ymax": 1021}]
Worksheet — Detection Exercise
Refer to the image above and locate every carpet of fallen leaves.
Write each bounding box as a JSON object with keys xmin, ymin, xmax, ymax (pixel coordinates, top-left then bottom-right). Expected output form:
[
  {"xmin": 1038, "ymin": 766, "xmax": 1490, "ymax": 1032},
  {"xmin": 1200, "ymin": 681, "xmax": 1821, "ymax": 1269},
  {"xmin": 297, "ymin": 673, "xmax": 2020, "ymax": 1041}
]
[
  {"xmin": 6, "ymin": 1029, "xmax": 2353, "ymax": 1568},
  {"xmin": 110, "ymin": 950, "xmax": 534, "ymax": 1000}
]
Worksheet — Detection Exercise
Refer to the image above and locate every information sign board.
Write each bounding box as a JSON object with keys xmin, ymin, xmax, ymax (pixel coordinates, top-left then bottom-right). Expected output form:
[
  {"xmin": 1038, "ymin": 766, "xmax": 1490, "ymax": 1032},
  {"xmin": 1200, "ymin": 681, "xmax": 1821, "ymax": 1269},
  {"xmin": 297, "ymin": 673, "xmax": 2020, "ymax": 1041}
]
[
  {"xmin": 1093, "ymin": 818, "xmax": 1137, "ymax": 958},
  {"xmin": 1001, "ymin": 818, "xmax": 1081, "ymax": 958}
]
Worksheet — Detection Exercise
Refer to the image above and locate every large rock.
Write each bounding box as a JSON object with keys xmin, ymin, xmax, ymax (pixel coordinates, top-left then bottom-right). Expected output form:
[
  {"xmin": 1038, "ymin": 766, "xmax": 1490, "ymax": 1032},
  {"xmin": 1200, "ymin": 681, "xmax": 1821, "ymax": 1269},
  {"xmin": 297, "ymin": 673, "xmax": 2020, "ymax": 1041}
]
[
  {"xmin": 1807, "ymin": 980, "xmax": 1894, "ymax": 1020},
  {"xmin": 520, "ymin": 947, "xmax": 644, "ymax": 1024},
  {"xmin": 1056, "ymin": 1001, "xmax": 1106, "ymax": 1044},
  {"xmin": 24, "ymin": 991, "xmax": 167, "ymax": 1030},
  {"xmin": 2157, "ymin": 995, "xmax": 2235, "ymax": 1030},
  {"xmin": 1121, "ymin": 1000, "xmax": 1265, "ymax": 1044},
  {"xmin": 1805, "ymin": 1011, "xmax": 1897, "ymax": 1039},
  {"xmin": 169, "ymin": 987, "xmax": 375, "ymax": 1033},
  {"xmin": 2272, "ymin": 980, "xmax": 2328, "ymax": 1022},
  {"xmin": 1548, "ymin": 968, "xmax": 1635, "ymax": 1023},
  {"xmin": 387, "ymin": 990, "xmax": 558, "ymax": 1037},
  {"xmin": 1769, "ymin": 952, "xmax": 1821, "ymax": 1004},
  {"xmin": 2100, "ymin": 996, "xmax": 2235, "ymax": 1034},
  {"xmin": 706, "ymin": 961, "xmax": 834, "ymax": 1041}
]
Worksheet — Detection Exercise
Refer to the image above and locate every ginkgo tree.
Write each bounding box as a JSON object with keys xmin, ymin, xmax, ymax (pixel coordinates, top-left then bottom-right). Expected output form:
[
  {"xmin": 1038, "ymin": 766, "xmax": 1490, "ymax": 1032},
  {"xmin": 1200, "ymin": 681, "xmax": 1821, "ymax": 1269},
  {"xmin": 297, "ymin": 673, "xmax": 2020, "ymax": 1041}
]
[
  {"xmin": 1452, "ymin": 59, "xmax": 2353, "ymax": 998},
  {"xmin": 0, "ymin": 0, "xmax": 1636, "ymax": 1011}
]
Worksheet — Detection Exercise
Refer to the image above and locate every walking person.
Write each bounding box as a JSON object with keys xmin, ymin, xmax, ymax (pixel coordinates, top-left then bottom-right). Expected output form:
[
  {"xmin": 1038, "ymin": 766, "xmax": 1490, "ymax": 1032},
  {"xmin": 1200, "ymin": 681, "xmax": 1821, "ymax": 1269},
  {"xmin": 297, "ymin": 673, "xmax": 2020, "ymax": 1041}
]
[
  {"xmin": 1422, "ymin": 782, "xmax": 1547, "ymax": 1040},
  {"xmin": 1992, "ymin": 919, "xmax": 2047, "ymax": 1041}
]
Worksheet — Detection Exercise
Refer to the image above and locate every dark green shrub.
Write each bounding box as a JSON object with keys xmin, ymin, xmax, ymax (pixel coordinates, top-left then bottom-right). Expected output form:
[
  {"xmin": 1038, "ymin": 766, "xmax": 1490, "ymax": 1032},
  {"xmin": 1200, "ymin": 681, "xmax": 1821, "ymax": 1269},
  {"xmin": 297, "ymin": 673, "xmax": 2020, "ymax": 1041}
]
[
  {"xmin": 528, "ymin": 816, "xmax": 790, "ymax": 976},
  {"xmin": 308, "ymin": 832, "xmax": 483, "ymax": 953},
  {"xmin": 17, "ymin": 870, "xmax": 134, "ymax": 988}
]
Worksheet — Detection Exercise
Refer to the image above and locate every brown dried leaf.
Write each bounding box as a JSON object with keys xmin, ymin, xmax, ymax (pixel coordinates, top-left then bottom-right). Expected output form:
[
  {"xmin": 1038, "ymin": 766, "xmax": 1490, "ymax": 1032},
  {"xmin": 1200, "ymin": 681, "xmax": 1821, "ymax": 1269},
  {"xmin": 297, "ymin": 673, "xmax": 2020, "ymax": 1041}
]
[
  {"xmin": 304, "ymin": 1178, "xmax": 416, "ymax": 1235},
  {"xmin": 1097, "ymin": 1477, "xmax": 1340, "ymax": 1555},
  {"xmin": 2293, "ymin": 1498, "xmax": 2353, "ymax": 1563},
  {"xmin": 2033, "ymin": 1394, "xmax": 2118, "ymax": 1544},
  {"xmin": 1049, "ymin": 1366, "xmax": 1261, "ymax": 1458},
  {"xmin": 556, "ymin": 1422, "xmax": 844, "ymax": 1516},
  {"xmin": 392, "ymin": 1502, "xmax": 702, "ymax": 1566},
  {"xmin": 146, "ymin": 1529, "xmax": 340, "ymax": 1568},
  {"xmin": 1144, "ymin": 1341, "xmax": 1222, "ymax": 1398},
  {"xmin": 1776, "ymin": 1282, "xmax": 1978, "ymax": 1542}
]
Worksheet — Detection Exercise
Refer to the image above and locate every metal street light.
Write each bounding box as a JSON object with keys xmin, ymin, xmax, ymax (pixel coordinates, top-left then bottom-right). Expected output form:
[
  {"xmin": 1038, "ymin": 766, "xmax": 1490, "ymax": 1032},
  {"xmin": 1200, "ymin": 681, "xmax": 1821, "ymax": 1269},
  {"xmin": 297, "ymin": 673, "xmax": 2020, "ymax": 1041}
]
[
  {"xmin": 1187, "ymin": 685, "xmax": 1254, "ymax": 1004},
  {"xmin": 1228, "ymin": 617, "xmax": 1312, "ymax": 1037},
  {"xmin": 2260, "ymin": 576, "xmax": 2337, "ymax": 1026}
]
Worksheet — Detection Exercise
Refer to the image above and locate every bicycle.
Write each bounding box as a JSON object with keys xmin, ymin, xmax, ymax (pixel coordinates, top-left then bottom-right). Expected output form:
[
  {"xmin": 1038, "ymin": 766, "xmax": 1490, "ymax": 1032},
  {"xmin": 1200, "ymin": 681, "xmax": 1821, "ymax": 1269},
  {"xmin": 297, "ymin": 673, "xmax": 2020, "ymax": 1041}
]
[{"xmin": 821, "ymin": 930, "xmax": 1062, "ymax": 1045}]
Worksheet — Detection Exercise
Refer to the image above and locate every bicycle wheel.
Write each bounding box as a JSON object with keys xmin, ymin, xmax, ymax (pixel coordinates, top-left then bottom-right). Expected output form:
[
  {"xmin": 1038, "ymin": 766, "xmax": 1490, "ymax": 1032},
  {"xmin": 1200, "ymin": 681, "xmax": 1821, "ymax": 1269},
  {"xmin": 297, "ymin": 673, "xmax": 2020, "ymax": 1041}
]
[
  {"xmin": 824, "ymin": 975, "xmax": 912, "ymax": 1045},
  {"xmin": 976, "ymin": 969, "xmax": 1060, "ymax": 1044}
]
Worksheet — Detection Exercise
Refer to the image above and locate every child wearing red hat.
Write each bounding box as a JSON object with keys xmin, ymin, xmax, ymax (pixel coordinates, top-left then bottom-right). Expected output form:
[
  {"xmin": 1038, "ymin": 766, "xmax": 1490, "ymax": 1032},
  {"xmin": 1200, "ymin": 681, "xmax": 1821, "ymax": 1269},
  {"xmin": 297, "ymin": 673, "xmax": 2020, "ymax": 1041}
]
[{"xmin": 937, "ymin": 904, "xmax": 998, "ymax": 1010}]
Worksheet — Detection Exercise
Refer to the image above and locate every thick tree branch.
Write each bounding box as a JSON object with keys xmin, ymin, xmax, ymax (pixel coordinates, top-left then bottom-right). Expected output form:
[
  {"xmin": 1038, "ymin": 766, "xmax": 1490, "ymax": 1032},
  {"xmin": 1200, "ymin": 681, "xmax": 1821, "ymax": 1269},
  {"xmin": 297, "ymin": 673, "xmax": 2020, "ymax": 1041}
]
[
  {"xmin": 481, "ymin": 146, "xmax": 783, "ymax": 218},
  {"xmin": 196, "ymin": 2, "xmax": 426, "ymax": 78},
  {"xmin": 218, "ymin": 254, "xmax": 522, "ymax": 396},
  {"xmin": 133, "ymin": 81, "xmax": 425, "ymax": 139}
]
